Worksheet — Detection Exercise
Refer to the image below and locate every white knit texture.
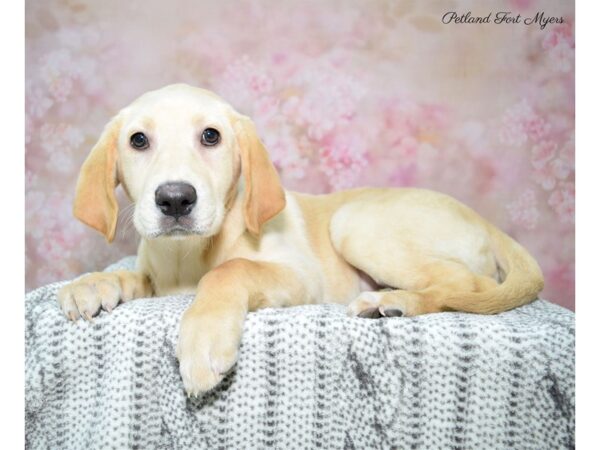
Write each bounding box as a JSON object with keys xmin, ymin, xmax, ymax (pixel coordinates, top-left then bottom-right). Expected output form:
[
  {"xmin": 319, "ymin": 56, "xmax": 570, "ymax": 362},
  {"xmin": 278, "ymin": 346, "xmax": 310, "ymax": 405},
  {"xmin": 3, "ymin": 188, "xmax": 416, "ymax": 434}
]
[{"xmin": 25, "ymin": 257, "xmax": 575, "ymax": 449}]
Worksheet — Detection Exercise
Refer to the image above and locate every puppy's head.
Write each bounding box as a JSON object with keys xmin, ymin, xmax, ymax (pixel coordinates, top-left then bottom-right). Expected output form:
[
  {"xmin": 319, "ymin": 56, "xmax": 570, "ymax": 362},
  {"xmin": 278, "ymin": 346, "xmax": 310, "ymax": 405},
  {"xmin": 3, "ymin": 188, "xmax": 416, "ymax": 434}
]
[{"xmin": 73, "ymin": 84, "xmax": 285, "ymax": 241}]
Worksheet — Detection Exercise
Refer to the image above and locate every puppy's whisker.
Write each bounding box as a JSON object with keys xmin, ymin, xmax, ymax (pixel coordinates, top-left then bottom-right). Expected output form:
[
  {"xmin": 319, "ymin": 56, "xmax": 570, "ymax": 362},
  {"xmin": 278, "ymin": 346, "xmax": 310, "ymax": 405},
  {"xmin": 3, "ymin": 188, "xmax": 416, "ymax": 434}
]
[
  {"xmin": 119, "ymin": 209, "xmax": 136, "ymax": 239},
  {"xmin": 118, "ymin": 204, "xmax": 135, "ymax": 225},
  {"xmin": 119, "ymin": 204, "xmax": 135, "ymax": 220}
]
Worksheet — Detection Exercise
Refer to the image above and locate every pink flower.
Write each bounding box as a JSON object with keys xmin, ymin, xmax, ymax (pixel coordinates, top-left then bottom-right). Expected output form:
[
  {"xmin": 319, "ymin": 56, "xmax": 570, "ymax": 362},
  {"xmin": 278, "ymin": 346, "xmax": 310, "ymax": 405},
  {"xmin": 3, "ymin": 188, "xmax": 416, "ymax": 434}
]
[
  {"xmin": 288, "ymin": 62, "xmax": 365, "ymax": 140},
  {"xmin": 542, "ymin": 23, "xmax": 575, "ymax": 50},
  {"xmin": 215, "ymin": 56, "xmax": 276, "ymax": 115},
  {"xmin": 542, "ymin": 23, "xmax": 575, "ymax": 73},
  {"xmin": 531, "ymin": 140, "xmax": 557, "ymax": 169},
  {"xmin": 417, "ymin": 104, "xmax": 449, "ymax": 132},
  {"xmin": 525, "ymin": 116, "xmax": 552, "ymax": 142},
  {"xmin": 379, "ymin": 98, "xmax": 448, "ymax": 170},
  {"xmin": 261, "ymin": 123, "xmax": 308, "ymax": 180},
  {"xmin": 38, "ymin": 123, "xmax": 84, "ymax": 172},
  {"xmin": 25, "ymin": 81, "xmax": 54, "ymax": 119},
  {"xmin": 531, "ymin": 136, "xmax": 573, "ymax": 190},
  {"xmin": 318, "ymin": 131, "xmax": 368, "ymax": 190},
  {"xmin": 280, "ymin": 95, "xmax": 301, "ymax": 118},
  {"xmin": 381, "ymin": 98, "xmax": 448, "ymax": 139},
  {"xmin": 74, "ymin": 55, "xmax": 102, "ymax": 96},
  {"xmin": 532, "ymin": 160, "xmax": 557, "ymax": 191},
  {"xmin": 548, "ymin": 182, "xmax": 575, "ymax": 224},
  {"xmin": 507, "ymin": 189, "xmax": 540, "ymax": 230},
  {"xmin": 56, "ymin": 25, "xmax": 102, "ymax": 51},
  {"xmin": 550, "ymin": 158, "xmax": 571, "ymax": 180},
  {"xmin": 396, "ymin": 136, "xmax": 419, "ymax": 159},
  {"xmin": 499, "ymin": 100, "xmax": 550, "ymax": 147},
  {"xmin": 39, "ymin": 49, "xmax": 77, "ymax": 102}
]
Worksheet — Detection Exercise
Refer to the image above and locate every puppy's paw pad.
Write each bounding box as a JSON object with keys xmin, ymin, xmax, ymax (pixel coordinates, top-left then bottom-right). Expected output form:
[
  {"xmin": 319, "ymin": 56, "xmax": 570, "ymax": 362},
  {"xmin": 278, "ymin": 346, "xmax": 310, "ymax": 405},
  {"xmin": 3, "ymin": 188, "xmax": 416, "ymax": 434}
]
[
  {"xmin": 379, "ymin": 307, "xmax": 404, "ymax": 318},
  {"xmin": 358, "ymin": 307, "xmax": 383, "ymax": 319}
]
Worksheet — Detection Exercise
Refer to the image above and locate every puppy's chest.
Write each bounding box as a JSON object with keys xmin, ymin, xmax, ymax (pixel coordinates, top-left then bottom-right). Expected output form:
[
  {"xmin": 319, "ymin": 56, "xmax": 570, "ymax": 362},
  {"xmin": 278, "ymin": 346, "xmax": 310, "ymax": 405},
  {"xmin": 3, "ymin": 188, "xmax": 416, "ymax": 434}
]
[
  {"xmin": 152, "ymin": 258, "xmax": 205, "ymax": 296},
  {"xmin": 140, "ymin": 240, "xmax": 208, "ymax": 296}
]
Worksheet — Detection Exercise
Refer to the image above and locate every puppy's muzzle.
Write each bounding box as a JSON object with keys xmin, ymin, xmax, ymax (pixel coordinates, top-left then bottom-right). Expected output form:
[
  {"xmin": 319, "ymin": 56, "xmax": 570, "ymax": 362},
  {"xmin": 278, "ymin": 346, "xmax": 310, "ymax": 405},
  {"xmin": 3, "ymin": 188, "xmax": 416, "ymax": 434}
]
[{"xmin": 155, "ymin": 182, "xmax": 197, "ymax": 218}]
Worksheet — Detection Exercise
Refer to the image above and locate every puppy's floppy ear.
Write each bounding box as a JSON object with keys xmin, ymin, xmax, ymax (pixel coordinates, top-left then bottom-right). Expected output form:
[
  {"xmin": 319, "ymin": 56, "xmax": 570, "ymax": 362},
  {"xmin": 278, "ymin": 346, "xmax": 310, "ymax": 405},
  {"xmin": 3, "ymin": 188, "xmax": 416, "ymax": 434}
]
[
  {"xmin": 73, "ymin": 115, "xmax": 122, "ymax": 242},
  {"xmin": 233, "ymin": 115, "xmax": 286, "ymax": 236}
]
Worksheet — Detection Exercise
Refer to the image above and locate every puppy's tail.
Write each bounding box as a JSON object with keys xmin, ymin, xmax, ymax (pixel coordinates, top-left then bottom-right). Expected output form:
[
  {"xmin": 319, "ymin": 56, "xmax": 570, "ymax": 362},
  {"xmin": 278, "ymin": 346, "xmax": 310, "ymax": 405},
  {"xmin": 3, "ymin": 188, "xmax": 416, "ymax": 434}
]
[{"xmin": 442, "ymin": 225, "xmax": 544, "ymax": 314}]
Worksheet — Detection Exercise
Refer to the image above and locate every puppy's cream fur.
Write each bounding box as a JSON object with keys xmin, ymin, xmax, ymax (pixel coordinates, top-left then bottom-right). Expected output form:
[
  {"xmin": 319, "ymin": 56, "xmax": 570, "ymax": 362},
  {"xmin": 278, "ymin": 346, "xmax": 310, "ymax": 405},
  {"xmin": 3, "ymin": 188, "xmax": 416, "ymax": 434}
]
[{"xmin": 58, "ymin": 84, "xmax": 544, "ymax": 395}]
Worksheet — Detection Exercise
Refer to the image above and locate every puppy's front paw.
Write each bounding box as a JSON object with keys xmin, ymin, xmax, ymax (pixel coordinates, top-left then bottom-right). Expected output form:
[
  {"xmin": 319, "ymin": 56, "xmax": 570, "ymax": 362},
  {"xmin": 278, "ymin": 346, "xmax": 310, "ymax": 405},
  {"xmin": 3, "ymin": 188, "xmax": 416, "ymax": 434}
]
[
  {"xmin": 57, "ymin": 271, "xmax": 149, "ymax": 321},
  {"xmin": 57, "ymin": 272, "xmax": 122, "ymax": 321},
  {"xmin": 177, "ymin": 306, "xmax": 244, "ymax": 396}
]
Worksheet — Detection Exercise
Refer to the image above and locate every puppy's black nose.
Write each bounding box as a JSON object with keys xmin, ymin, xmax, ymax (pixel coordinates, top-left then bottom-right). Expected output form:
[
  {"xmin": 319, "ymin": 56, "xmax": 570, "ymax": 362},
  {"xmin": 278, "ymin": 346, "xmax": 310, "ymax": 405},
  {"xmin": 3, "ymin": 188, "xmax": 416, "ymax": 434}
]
[{"xmin": 155, "ymin": 182, "xmax": 197, "ymax": 218}]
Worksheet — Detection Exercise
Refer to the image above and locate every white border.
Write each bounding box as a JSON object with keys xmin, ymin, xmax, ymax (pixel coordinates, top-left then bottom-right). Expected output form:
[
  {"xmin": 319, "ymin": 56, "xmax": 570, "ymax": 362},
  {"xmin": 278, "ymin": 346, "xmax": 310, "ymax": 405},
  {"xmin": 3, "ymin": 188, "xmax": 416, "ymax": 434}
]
[
  {"xmin": 575, "ymin": 0, "xmax": 598, "ymax": 447},
  {"xmin": 1, "ymin": 0, "xmax": 24, "ymax": 447}
]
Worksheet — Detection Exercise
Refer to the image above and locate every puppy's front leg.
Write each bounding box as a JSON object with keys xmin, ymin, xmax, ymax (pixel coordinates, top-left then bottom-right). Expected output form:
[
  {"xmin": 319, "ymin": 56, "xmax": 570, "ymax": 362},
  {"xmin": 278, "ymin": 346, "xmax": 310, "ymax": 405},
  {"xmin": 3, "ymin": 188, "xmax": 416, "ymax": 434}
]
[
  {"xmin": 177, "ymin": 258, "xmax": 304, "ymax": 395},
  {"xmin": 57, "ymin": 270, "xmax": 153, "ymax": 321}
]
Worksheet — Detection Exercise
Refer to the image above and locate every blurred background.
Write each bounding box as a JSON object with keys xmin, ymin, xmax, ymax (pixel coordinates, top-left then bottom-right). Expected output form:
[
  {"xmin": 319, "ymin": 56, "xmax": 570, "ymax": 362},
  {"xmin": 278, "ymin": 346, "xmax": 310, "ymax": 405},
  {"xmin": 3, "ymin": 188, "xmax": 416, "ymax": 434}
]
[{"xmin": 25, "ymin": 0, "xmax": 575, "ymax": 310}]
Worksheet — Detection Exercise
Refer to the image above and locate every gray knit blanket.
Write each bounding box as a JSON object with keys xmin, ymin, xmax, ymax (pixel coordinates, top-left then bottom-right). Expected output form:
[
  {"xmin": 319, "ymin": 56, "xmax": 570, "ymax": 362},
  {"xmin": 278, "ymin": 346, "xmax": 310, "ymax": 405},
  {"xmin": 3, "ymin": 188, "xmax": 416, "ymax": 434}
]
[{"xmin": 25, "ymin": 257, "xmax": 575, "ymax": 449}]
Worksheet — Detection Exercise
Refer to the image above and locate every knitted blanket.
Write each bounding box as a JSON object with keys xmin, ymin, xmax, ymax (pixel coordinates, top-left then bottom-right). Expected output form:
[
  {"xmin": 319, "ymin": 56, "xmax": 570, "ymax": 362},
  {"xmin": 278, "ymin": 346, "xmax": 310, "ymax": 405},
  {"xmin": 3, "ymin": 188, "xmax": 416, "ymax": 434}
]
[{"xmin": 25, "ymin": 257, "xmax": 575, "ymax": 449}]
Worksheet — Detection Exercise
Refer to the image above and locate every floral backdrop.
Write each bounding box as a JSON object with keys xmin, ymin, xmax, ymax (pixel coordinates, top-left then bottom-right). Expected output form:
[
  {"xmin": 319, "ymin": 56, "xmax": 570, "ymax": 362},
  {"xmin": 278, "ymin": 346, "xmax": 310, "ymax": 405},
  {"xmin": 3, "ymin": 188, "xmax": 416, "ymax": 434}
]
[{"xmin": 25, "ymin": 0, "xmax": 575, "ymax": 310}]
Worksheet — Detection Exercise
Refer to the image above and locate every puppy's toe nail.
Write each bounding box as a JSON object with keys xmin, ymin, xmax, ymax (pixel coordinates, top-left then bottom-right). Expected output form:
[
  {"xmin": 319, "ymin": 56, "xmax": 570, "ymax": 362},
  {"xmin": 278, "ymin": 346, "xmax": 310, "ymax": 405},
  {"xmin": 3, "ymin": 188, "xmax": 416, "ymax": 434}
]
[
  {"xmin": 358, "ymin": 307, "xmax": 383, "ymax": 319},
  {"xmin": 105, "ymin": 305, "xmax": 113, "ymax": 313},
  {"xmin": 68, "ymin": 311, "xmax": 78, "ymax": 322},
  {"xmin": 83, "ymin": 312, "xmax": 94, "ymax": 322}
]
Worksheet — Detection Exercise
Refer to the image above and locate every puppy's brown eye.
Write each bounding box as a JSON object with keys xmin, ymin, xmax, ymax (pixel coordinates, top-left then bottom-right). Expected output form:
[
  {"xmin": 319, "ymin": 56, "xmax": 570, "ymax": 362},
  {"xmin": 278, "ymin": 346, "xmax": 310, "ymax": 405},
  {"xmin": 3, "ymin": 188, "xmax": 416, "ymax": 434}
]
[
  {"xmin": 130, "ymin": 132, "xmax": 149, "ymax": 150},
  {"xmin": 201, "ymin": 128, "xmax": 220, "ymax": 146}
]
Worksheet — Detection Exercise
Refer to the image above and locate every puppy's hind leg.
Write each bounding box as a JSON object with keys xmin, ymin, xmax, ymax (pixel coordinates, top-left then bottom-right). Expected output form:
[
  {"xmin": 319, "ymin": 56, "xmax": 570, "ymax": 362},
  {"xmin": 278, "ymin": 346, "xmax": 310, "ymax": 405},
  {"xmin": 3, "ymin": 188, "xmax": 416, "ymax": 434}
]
[
  {"xmin": 347, "ymin": 261, "xmax": 499, "ymax": 318},
  {"xmin": 329, "ymin": 196, "xmax": 504, "ymax": 317},
  {"xmin": 347, "ymin": 288, "xmax": 446, "ymax": 318}
]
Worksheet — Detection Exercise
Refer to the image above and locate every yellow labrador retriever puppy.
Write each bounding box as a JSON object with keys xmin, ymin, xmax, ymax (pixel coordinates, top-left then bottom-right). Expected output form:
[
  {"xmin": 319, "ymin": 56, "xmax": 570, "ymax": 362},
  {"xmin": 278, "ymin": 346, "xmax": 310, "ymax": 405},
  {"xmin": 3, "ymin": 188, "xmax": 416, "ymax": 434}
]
[{"xmin": 58, "ymin": 84, "xmax": 544, "ymax": 395}]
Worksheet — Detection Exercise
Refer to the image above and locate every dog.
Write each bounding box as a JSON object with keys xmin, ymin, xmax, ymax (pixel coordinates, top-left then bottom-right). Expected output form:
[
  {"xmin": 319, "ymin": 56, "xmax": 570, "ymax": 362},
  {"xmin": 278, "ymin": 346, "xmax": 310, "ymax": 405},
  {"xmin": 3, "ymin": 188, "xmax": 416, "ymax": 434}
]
[{"xmin": 57, "ymin": 84, "xmax": 544, "ymax": 395}]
